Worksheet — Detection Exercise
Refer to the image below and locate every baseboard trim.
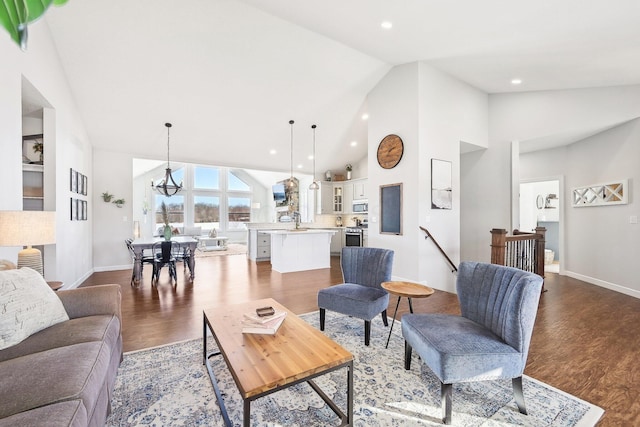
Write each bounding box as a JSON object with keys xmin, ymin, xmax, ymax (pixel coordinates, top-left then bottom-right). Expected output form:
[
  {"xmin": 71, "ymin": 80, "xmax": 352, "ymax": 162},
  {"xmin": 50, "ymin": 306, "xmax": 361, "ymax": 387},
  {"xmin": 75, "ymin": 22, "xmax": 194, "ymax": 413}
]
[
  {"xmin": 564, "ymin": 270, "xmax": 640, "ymax": 299},
  {"xmin": 94, "ymin": 264, "xmax": 132, "ymax": 273}
]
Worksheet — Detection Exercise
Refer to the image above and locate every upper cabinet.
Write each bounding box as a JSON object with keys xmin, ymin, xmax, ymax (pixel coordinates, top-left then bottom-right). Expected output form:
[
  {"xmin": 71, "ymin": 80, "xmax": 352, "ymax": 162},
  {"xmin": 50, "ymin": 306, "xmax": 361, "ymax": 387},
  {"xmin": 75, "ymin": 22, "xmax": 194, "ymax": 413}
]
[
  {"xmin": 317, "ymin": 179, "xmax": 367, "ymax": 215},
  {"xmin": 332, "ymin": 184, "xmax": 343, "ymax": 213},
  {"xmin": 352, "ymin": 179, "xmax": 367, "ymax": 200}
]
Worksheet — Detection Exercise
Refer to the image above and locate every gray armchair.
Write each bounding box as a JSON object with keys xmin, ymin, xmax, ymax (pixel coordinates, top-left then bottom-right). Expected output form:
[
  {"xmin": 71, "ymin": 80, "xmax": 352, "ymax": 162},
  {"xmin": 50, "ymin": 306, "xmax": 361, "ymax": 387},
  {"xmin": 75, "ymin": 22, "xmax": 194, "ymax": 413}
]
[
  {"xmin": 318, "ymin": 247, "xmax": 394, "ymax": 346},
  {"xmin": 402, "ymin": 261, "xmax": 543, "ymax": 424}
]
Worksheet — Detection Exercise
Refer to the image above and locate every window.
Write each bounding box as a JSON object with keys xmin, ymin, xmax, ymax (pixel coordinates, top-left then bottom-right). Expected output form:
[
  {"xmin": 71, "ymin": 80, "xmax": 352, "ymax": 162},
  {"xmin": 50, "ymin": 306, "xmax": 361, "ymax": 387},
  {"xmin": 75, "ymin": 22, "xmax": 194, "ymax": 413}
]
[
  {"xmin": 155, "ymin": 195, "xmax": 184, "ymax": 227},
  {"xmin": 195, "ymin": 166, "xmax": 219, "ymax": 189},
  {"xmin": 194, "ymin": 195, "xmax": 220, "ymax": 229},
  {"xmin": 228, "ymin": 196, "xmax": 250, "ymax": 229},
  {"xmin": 228, "ymin": 170, "xmax": 250, "ymax": 191}
]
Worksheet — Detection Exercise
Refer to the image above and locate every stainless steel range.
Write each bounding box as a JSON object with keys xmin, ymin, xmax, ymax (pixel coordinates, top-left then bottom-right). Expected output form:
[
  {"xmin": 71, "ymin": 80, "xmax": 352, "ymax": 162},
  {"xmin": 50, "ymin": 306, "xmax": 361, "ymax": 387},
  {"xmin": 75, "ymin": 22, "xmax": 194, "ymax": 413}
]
[{"xmin": 345, "ymin": 226, "xmax": 366, "ymax": 247}]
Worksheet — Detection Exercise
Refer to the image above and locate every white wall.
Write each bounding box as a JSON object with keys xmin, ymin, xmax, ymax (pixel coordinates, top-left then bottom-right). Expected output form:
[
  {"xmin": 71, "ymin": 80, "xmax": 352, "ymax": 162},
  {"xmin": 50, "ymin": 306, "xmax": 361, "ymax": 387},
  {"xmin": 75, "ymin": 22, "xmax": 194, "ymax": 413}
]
[
  {"xmin": 368, "ymin": 62, "xmax": 488, "ymax": 292},
  {"xmin": 367, "ymin": 63, "xmax": 421, "ymax": 283},
  {"xmin": 462, "ymin": 86, "xmax": 640, "ymax": 295},
  {"xmin": 520, "ymin": 120, "xmax": 640, "ymax": 296},
  {"xmin": 0, "ymin": 21, "xmax": 93, "ymax": 287}
]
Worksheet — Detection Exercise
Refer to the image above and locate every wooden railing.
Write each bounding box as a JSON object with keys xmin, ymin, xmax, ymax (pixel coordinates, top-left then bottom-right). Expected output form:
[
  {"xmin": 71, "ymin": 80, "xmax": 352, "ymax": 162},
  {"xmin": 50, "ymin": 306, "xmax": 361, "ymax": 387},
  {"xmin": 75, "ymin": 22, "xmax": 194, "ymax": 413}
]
[
  {"xmin": 490, "ymin": 227, "xmax": 546, "ymax": 279},
  {"xmin": 420, "ymin": 226, "xmax": 457, "ymax": 273}
]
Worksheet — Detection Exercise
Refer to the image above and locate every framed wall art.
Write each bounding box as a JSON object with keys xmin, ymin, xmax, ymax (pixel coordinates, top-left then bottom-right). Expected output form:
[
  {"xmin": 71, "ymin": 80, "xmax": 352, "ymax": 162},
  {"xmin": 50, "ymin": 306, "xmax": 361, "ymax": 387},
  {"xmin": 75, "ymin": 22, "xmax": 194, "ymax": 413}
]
[
  {"xmin": 70, "ymin": 197, "xmax": 77, "ymax": 220},
  {"xmin": 431, "ymin": 159, "xmax": 452, "ymax": 210},
  {"xmin": 70, "ymin": 168, "xmax": 77, "ymax": 193}
]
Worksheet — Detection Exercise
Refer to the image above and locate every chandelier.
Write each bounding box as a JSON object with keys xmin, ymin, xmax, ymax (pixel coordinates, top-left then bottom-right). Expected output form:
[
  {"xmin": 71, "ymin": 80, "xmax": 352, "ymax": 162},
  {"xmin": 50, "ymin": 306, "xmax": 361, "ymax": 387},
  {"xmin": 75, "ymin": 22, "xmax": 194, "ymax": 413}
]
[{"xmin": 152, "ymin": 123, "xmax": 183, "ymax": 197}]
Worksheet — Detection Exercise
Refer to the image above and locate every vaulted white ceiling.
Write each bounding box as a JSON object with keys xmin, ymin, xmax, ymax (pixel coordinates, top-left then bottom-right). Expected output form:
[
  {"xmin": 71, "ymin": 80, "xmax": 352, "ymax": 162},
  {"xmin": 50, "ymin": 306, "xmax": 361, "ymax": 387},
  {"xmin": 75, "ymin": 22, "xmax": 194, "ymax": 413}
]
[{"xmin": 43, "ymin": 0, "xmax": 640, "ymax": 173}]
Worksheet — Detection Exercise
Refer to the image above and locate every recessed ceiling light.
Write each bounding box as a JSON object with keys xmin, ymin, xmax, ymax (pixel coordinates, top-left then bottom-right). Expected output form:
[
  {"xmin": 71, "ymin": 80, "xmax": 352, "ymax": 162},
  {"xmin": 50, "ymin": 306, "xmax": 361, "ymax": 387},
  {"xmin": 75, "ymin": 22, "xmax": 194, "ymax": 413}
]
[
  {"xmin": 511, "ymin": 79, "xmax": 522, "ymax": 85},
  {"xmin": 297, "ymin": 164, "xmax": 303, "ymax": 169},
  {"xmin": 381, "ymin": 21, "xmax": 393, "ymax": 29},
  {"xmin": 269, "ymin": 149, "xmax": 277, "ymax": 155},
  {"xmin": 361, "ymin": 113, "xmax": 369, "ymax": 120},
  {"xmin": 308, "ymin": 155, "xmax": 314, "ymax": 160},
  {"xmin": 350, "ymin": 141, "xmax": 358, "ymax": 147}
]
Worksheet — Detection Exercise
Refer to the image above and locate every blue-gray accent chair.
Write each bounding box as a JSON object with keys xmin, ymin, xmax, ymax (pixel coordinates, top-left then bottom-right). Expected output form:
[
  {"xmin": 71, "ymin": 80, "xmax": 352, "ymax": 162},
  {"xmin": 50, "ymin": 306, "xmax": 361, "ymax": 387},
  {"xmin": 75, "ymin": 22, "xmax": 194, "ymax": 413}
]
[
  {"xmin": 402, "ymin": 261, "xmax": 543, "ymax": 424},
  {"xmin": 318, "ymin": 247, "xmax": 394, "ymax": 346}
]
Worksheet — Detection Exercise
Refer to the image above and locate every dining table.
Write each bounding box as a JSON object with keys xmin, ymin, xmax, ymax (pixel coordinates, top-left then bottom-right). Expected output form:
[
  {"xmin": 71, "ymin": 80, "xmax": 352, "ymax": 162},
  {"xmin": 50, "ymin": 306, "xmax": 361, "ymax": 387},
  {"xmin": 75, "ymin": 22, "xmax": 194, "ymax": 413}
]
[{"xmin": 130, "ymin": 236, "xmax": 198, "ymax": 285}]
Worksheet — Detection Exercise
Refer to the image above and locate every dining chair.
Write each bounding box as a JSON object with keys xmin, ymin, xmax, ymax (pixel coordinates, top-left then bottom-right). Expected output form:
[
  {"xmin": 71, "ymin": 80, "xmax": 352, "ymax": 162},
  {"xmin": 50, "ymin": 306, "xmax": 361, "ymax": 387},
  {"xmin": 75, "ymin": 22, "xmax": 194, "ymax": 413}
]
[
  {"xmin": 171, "ymin": 242, "xmax": 191, "ymax": 274},
  {"xmin": 402, "ymin": 261, "xmax": 543, "ymax": 424},
  {"xmin": 125, "ymin": 239, "xmax": 154, "ymax": 285},
  {"xmin": 317, "ymin": 247, "xmax": 394, "ymax": 346},
  {"xmin": 151, "ymin": 241, "xmax": 178, "ymax": 285}
]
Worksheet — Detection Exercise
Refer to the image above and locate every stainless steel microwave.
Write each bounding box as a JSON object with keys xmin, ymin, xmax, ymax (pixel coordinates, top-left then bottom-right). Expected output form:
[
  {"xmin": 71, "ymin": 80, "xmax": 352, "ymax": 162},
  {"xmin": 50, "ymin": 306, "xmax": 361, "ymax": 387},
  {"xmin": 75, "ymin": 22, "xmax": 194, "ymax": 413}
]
[{"xmin": 352, "ymin": 199, "xmax": 368, "ymax": 213}]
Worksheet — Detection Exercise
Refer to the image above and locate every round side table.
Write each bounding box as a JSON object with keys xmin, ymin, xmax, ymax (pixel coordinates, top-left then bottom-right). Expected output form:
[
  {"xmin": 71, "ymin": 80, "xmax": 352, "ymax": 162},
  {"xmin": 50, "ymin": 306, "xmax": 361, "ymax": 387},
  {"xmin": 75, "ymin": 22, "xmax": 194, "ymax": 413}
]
[{"xmin": 381, "ymin": 281, "xmax": 434, "ymax": 349}]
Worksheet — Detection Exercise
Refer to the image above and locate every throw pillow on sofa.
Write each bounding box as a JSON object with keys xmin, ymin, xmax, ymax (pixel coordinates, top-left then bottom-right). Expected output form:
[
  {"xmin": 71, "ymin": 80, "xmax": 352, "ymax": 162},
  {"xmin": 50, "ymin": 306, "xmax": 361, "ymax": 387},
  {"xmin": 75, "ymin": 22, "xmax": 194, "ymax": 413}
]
[{"xmin": 0, "ymin": 267, "xmax": 69, "ymax": 350}]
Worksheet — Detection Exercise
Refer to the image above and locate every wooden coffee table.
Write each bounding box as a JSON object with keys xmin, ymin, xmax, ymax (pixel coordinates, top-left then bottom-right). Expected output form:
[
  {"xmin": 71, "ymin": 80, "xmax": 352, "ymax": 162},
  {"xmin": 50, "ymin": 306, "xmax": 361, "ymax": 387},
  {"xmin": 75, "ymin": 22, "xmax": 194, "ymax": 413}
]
[
  {"xmin": 203, "ymin": 298, "xmax": 353, "ymax": 426},
  {"xmin": 381, "ymin": 281, "xmax": 434, "ymax": 349}
]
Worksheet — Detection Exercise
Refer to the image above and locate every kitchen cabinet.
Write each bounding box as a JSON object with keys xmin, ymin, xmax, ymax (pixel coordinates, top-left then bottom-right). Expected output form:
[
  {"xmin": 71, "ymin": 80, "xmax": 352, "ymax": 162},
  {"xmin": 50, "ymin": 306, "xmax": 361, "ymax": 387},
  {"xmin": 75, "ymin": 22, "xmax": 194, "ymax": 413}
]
[
  {"xmin": 330, "ymin": 228, "xmax": 344, "ymax": 255},
  {"xmin": 352, "ymin": 179, "xmax": 367, "ymax": 200},
  {"xmin": 318, "ymin": 182, "xmax": 345, "ymax": 214},
  {"xmin": 317, "ymin": 182, "xmax": 334, "ymax": 214},
  {"xmin": 248, "ymin": 230, "xmax": 272, "ymax": 261},
  {"xmin": 332, "ymin": 185, "xmax": 343, "ymax": 213},
  {"xmin": 342, "ymin": 178, "xmax": 367, "ymax": 214}
]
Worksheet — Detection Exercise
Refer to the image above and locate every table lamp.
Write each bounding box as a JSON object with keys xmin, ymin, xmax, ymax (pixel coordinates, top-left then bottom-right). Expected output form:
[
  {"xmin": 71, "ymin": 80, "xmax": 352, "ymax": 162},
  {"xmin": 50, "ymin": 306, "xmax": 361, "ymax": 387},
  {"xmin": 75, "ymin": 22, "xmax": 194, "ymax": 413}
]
[{"xmin": 0, "ymin": 211, "xmax": 56, "ymax": 275}]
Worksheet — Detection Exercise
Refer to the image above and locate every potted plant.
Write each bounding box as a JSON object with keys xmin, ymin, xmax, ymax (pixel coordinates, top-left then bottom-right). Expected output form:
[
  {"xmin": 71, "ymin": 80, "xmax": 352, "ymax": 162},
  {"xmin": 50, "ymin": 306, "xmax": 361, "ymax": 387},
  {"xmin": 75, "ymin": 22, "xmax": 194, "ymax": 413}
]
[
  {"xmin": 112, "ymin": 198, "xmax": 125, "ymax": 208},
  {"xmin": 102, "ymin": 191, "xmax": 113, "ymax": 202},
  {"xmin": 346, "ymin": 164, "xmax": 353, "ymax": 180}
]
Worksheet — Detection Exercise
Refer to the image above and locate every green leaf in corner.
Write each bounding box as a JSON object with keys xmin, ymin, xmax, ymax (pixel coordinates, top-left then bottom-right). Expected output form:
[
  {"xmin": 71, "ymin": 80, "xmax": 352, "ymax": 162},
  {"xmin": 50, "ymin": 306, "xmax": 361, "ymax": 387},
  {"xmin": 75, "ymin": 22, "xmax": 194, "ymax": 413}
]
[{"xmin": 0, "ymin": 0, "xmax": 68, "ymax": 50}]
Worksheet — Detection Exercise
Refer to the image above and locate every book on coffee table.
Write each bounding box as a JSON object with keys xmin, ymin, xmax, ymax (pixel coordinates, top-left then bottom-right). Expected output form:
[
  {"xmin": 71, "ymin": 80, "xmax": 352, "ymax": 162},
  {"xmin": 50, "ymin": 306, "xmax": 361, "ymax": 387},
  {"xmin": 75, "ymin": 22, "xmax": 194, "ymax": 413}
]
[{"xmin": 242, "ymin": 312, "xmax": 287, "ymax": 335}]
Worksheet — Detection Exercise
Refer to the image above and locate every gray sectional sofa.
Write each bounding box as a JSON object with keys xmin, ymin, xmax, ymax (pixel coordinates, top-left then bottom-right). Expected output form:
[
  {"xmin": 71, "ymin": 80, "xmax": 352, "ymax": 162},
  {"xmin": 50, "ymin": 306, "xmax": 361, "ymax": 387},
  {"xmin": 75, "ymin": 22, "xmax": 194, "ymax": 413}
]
[{"xmin": 0, "ymin": 283, "xmax": 122, "ymax": 427}]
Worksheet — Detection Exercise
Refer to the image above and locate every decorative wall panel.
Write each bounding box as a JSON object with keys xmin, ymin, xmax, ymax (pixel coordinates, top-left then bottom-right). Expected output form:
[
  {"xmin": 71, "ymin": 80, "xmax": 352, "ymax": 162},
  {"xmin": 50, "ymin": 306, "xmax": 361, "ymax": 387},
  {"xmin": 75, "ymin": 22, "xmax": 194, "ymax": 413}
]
[{"xmin": 572, "ymin": 180, "xmax": 628, "ymax": 207}]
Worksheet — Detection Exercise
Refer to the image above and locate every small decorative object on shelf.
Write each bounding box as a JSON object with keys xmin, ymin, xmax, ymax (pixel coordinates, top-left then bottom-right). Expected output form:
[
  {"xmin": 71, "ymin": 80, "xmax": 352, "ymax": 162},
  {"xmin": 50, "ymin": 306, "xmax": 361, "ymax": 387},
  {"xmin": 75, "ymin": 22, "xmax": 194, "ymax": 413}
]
[{"xmin": 33, "ymin": 140, "xmax": 43, "ymax": 163}]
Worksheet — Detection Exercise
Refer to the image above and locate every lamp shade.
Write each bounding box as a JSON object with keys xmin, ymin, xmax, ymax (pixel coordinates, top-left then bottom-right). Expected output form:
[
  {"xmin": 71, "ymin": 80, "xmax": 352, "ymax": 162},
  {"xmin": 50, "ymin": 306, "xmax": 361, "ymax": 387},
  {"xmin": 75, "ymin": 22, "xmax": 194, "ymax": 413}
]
[{"xmin": 0, "ymin": 211, "xmax": 56, "ymax": 247}]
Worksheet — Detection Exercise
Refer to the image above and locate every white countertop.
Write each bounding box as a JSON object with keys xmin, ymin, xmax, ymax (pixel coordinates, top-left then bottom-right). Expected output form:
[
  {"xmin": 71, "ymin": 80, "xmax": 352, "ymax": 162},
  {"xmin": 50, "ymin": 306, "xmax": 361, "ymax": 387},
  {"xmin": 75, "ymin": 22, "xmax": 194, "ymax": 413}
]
[{"xmin": 261, "ymin": 229, "xmax": 338, "ymax": 235}]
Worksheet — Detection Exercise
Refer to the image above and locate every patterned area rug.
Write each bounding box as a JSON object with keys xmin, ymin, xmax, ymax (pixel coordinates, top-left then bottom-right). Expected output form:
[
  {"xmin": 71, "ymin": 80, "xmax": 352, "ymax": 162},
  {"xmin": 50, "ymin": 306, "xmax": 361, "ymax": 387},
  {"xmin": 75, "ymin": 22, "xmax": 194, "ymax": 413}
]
[{"xmin": 107, "ymin": 312, "xmax": 603, "ymax": 426}]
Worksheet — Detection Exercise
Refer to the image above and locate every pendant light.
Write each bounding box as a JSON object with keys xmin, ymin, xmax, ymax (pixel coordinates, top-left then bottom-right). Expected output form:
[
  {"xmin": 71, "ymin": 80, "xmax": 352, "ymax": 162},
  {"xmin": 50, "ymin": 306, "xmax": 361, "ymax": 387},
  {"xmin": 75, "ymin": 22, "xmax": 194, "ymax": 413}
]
[
  {"xmin": 152, "ymin": 123, "xmax": 183, "ymax": 197},
  {"xmin": 287, "ymin": 120, "xmax": 296, "ymax": 188},
  {"xmin": 309, "ymin": 124, "xmax": 319, "ymax": 190}
]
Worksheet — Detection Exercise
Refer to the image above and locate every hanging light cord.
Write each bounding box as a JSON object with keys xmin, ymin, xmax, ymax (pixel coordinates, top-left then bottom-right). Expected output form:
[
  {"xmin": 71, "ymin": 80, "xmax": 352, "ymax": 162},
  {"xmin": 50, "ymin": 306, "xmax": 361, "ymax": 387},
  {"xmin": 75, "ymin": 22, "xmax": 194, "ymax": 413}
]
[
  {"xmin": 312, "ymin": 125, "xmax": 316, "ymax": 181},
  {"xmin": 309, "ymin": 125, "xmax": 320, "ymax": 190},
  {"xmin": 289, "ymin": 120, "xmax": 294, "ymax": 184},
  {"xmin": 165, "ymin": 123, "xmax": 172, "ymax": 169}
]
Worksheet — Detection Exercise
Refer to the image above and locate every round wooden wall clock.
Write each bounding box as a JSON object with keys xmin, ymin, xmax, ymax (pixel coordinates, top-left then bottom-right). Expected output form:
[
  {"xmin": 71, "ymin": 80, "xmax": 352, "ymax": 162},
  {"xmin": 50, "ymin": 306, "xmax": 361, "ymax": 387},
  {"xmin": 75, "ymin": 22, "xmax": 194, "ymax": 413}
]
[{"xmin": 377, "ymin": 134, "xmax": 404, "ymax": 169}]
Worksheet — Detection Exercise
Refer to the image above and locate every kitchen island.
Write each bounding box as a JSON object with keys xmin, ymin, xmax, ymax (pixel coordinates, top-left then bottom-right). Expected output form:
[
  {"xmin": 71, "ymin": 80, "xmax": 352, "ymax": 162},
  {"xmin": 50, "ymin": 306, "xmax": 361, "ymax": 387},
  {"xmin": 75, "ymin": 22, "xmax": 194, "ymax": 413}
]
[{"xmin": 262, "ymin": 229, "xmax": 337, "ymax": 273}]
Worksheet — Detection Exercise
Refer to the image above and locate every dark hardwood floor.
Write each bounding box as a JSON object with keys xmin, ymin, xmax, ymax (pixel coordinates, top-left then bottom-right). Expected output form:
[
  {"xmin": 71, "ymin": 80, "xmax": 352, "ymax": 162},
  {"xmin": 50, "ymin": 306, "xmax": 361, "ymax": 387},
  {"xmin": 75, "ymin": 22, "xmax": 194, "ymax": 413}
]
[{"xmin": 82, "ymin": 254, "xmax": 640, "ymax": 426}]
